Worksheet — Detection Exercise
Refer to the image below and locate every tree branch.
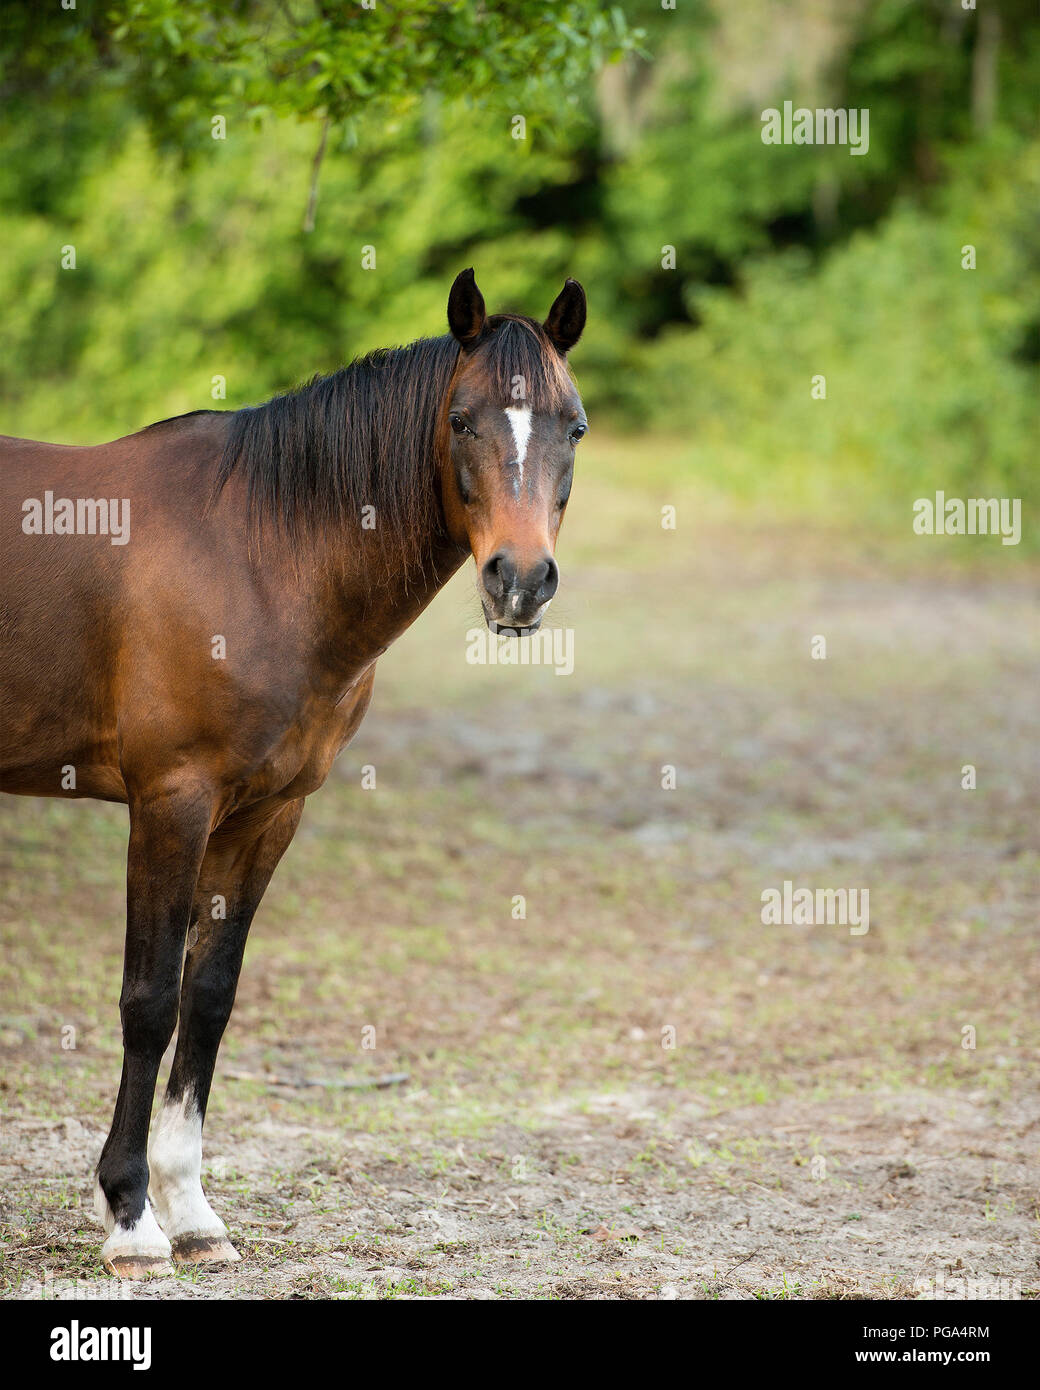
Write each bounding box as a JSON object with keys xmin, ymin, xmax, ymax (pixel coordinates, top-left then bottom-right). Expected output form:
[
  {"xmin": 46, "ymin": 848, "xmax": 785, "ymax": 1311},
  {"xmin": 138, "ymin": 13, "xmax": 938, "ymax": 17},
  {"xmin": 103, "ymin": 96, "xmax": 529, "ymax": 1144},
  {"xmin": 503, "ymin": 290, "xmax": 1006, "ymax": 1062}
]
[{"xmin": 302, "ymin": 113, "xmax": 331, "ymax": 233}]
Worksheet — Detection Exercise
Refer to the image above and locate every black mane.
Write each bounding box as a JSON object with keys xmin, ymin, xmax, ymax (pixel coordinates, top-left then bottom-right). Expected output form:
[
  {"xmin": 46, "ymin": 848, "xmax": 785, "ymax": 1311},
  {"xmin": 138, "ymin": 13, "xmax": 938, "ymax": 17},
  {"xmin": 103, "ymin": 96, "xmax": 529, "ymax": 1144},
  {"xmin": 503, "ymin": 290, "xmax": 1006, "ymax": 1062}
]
[{"xmin": 211, "ymin": 316, "xmax": 572, "ymax": 573}]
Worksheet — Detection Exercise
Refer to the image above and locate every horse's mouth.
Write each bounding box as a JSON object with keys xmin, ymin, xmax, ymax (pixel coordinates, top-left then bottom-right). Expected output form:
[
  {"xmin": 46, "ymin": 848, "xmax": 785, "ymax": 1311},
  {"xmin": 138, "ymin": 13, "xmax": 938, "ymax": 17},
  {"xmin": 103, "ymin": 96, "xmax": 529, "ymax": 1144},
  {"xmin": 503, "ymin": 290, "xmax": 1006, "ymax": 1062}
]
[
  {"xmin": 487, "ymin": 617, "xmax": 542, "ymax": 637},
  {"xmin": 482, "ymin": 597, "xmax": 547, "ymax": 637}
]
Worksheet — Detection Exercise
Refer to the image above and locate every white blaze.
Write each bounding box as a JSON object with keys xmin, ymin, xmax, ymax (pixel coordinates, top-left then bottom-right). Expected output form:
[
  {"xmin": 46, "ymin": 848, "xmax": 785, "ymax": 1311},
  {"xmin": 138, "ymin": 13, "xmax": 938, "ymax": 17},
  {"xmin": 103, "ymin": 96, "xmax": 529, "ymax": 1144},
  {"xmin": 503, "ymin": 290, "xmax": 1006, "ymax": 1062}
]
[{"xmin": 503, "ymin": 406, "xmax": 532, "ymax": 481}]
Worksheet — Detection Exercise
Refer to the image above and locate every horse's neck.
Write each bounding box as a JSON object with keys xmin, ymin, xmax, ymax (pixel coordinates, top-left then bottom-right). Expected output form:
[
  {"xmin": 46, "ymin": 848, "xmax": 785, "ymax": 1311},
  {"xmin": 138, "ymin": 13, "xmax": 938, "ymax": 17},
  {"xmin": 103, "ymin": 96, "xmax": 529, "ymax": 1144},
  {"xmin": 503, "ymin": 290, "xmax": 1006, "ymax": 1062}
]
[{"xmin": 311, "ymin": 526, "xmax": 469, "ymax": 690}]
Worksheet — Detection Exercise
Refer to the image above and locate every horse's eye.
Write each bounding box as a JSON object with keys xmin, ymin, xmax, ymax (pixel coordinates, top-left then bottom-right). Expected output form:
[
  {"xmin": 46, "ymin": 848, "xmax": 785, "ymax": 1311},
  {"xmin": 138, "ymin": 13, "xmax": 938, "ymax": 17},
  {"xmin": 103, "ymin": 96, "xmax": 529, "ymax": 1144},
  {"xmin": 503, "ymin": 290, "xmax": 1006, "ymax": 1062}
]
[
  {"xmin": 450, "ymin": 413, "xmax": 472, "ymax": 436},
  {"xmin": 569, "ymin": 424, "xmax": 587, "ymax": 443}
]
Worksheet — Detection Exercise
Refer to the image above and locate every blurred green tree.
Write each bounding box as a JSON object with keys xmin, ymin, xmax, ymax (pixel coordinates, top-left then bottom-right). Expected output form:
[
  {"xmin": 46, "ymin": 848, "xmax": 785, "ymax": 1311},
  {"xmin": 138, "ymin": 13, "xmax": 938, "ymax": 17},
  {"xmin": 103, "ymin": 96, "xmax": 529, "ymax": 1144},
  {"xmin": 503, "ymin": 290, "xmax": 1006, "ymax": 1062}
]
[{"xmin": 0, "ymin": 0, "xmax": 1036, "ymax": 535}]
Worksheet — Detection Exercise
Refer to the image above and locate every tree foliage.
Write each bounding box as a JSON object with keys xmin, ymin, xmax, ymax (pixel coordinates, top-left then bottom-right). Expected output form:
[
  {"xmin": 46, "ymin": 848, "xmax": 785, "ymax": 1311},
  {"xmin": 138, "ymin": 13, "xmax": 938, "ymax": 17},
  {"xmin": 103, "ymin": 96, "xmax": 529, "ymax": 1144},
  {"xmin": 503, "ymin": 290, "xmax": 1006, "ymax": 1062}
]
[
  {"xmin": 0, "ymin": 0, "xmax": 1036, "ymax": 532},
  {"xmin": 3, "ymin": 1, "xmax": 642, "ymax": 138}
]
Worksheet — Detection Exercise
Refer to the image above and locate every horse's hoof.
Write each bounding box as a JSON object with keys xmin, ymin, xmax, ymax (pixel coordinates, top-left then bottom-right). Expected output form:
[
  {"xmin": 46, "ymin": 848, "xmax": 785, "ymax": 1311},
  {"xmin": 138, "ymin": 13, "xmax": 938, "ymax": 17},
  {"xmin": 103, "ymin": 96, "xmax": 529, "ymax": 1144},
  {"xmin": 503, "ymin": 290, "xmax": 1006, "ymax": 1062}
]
[
  {"xmin": 104, "ymin": 1254, "xmax": 175, "ymax": 1280},
  {"xmin": 171, "ymin": 1235, "xmax": 241, "ymax": 1266}
]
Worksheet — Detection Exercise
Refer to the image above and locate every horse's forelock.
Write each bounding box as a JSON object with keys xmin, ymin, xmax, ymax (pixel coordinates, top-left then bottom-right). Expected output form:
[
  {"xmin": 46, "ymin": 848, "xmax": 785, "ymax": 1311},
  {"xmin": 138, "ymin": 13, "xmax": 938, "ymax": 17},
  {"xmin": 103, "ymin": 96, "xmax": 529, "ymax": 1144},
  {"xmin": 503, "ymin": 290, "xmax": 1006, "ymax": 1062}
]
[{"xmin": 467, "ymin": 315, "xmax": 574, "ymax": 413}]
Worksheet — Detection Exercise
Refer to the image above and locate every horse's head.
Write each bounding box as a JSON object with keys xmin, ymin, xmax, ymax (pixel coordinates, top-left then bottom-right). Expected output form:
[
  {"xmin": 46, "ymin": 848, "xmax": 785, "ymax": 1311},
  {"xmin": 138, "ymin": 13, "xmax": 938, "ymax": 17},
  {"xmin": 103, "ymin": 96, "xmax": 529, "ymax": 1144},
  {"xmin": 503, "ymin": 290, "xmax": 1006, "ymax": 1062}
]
[{"xmin": 439, "ymin": 269, "xmax": 586, "ymax": 635}]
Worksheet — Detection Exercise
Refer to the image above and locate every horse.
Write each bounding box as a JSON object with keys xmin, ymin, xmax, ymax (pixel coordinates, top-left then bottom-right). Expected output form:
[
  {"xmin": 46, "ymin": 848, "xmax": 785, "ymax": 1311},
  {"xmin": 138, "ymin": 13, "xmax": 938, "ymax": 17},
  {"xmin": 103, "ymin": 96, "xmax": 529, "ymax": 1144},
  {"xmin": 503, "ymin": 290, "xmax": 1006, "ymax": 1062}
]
[{"xmin": 0, "ymin": 269, "xmax": 587, "ymax": 1277}]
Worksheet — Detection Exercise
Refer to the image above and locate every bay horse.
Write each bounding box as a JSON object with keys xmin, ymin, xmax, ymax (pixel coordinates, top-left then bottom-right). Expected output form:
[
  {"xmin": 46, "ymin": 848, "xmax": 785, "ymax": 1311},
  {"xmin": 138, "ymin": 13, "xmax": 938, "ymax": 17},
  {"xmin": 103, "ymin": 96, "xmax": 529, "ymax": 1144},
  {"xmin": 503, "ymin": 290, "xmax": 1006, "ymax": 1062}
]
[{"xmin": 0, "ymin": 269, "xmax": 587, "ymax": 1277}]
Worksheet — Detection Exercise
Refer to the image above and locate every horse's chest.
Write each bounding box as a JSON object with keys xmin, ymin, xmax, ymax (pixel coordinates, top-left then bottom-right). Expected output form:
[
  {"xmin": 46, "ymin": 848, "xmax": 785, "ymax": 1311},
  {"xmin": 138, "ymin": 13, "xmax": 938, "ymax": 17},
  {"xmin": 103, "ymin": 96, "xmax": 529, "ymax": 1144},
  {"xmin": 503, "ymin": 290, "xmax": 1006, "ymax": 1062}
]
[{"xmin": 259, "ymin": 667, "xmax": 376, "ymax": 803}]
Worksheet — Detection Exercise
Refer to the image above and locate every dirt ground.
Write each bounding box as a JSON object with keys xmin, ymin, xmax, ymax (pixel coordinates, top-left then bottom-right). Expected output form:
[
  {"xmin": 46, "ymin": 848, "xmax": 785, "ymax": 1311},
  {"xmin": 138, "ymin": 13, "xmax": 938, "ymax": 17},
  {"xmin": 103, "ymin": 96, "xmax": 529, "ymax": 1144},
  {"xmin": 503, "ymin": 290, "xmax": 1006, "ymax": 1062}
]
[{"xmin": 2, "ymin": 480, "xmax": 1038, "ymax": 1300}]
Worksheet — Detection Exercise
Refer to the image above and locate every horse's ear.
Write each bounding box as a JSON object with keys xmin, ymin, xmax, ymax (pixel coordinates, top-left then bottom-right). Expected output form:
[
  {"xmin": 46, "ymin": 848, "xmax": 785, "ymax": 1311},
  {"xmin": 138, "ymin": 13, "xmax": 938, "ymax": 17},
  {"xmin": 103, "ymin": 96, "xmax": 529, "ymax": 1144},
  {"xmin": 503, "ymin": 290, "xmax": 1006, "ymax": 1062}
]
[
  {"xmin": 543, "ymin": 278, "xmax": 586, "ymax": 355},
  {"xmin": 448, "ymin": 268, "xmax": 488, "ymax": 350}
]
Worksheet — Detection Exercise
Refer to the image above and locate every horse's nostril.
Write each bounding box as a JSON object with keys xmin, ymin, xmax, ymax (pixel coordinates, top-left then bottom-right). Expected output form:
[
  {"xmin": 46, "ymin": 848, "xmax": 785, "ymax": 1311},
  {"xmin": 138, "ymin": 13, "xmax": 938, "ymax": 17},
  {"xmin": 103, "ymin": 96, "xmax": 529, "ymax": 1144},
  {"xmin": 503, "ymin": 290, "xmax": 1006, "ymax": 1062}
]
[
  {"xmin": 535, "ymin": 557, "xmax": 559, "ymax": 603},
  {"xmin": 483, "ymin": 551, "xmax": 557, "ymax": 609},
  {"xmin": 482, "ymin": 550, "xmax": 516, "ymax": 600}
]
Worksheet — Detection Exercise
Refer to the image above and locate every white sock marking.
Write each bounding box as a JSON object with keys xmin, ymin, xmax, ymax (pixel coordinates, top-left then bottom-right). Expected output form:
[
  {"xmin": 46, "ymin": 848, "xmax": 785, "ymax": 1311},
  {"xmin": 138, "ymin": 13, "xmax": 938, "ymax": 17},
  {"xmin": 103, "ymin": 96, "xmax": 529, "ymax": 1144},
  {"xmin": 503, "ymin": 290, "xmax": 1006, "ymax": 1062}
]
[
  {"xmin": 94, "ymin": 1178, "xmax": 172, "ymax": 1261},
  {"xmin": 147, "ymin": 1095, "xmax": 227, "ymax": 1241},
  {"xmin": 504, "ymin": 406, "xmax": 532, "ymax": 482}
]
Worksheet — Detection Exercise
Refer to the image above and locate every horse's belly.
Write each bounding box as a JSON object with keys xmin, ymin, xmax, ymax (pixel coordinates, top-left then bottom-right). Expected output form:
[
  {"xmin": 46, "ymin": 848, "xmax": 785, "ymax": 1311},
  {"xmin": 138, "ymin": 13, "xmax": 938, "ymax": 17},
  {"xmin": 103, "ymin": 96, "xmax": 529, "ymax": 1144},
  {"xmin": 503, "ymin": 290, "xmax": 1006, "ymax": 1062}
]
[
  {"xmin": 0, "ymin": 700, "xmax": 125, "ymax": 800},
  {"xmin": 0, "ymin": 656, "xmax": 124, "ymax": 799}
]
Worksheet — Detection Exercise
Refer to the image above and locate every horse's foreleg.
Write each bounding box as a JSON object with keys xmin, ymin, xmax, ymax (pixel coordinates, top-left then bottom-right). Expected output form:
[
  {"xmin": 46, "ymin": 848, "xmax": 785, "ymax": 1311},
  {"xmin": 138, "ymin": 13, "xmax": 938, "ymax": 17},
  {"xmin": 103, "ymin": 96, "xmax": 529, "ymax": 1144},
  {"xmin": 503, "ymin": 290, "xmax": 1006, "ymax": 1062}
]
[
  {"xmin": 95, "ymin": 782, "xmax": 213, "ymax": 1278},
  {"xmin": 148, "ymin": 798, "xmax": 305, "ymax": 1266}
]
